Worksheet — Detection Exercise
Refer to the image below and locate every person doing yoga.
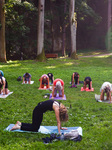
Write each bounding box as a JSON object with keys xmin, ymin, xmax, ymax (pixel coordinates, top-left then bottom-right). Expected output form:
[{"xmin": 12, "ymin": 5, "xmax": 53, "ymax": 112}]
[
  {"xmin": 39, "ymin": 74, "xmax": 50, "ymax": 88},
  {"xmin": 83, "ymin": 76, "xmax": 92, "ymax": 90},
  {"xmin": 51, "ymin": 79, "xmax": 64, "ymax": 99},
  {"xmin": 0, "ymin": 76, "xmax": 9, "ymax": 95},
  {"xmin": 23, "ymin": 72, "xmax": 31, "ymax": 84},
  {"xmin": 11, "ymin": 100, "xmax": 68, "ymax": 134},
  {"xmin": 71, "ymin": 72, "xmax": 79, "ymax": 85},
  {"xmin": 99, "ymin": 82, "xmax": 112, "ymax": 103}
]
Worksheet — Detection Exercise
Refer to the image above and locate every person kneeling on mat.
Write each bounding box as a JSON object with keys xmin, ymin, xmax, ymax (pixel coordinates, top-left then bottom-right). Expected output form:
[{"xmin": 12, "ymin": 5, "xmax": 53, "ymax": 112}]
[
  {"xmin": 83, "ymin": 76, "xmax": 92, "ymax": 90},
  {"xmin": 0, "ymin": 76, "xmax": 9, "ymax": 95},
  {"xmin": 10, "ymin": 100, "xmax": 68, "ymax": 134},
  {"xmin": 52, "ymin": 79, "xmax": 64, "ymax": 99},
  {"xmin": 99, "ymin": 82, "xmax": 112, "ymax": 103},
  {"xmin": 23, "ymin": 72, "xmax": 31, "ymax": 84},
  {"xmin": 39, "ymin": 74, "xmax": 50, "ymax": 89}
]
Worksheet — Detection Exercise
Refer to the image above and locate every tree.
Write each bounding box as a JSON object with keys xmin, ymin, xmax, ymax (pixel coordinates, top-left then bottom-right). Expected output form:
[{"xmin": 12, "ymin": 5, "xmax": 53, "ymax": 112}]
[
  {"xmin": 69, "ymin": 0, "xmax": 77, "ymax": 59},
  {"xmin": 36, "ymin": 0, "xmax": 46, "ymax": 61},
  {"xmin": 107, "ymin": 0, "xmax": 112, "ymax": 51},
  {"xmin": 0, "ymin": 0, "xmax": 7, "ymax": 62}
]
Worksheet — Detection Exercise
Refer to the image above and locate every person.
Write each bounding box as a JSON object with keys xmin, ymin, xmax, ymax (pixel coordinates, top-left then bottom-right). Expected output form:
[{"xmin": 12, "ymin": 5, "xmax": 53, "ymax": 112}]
[
  {"xmin": 0, "ymin": 76, "xmax": 9, "ymax": 95},
  {"xmin": 23, "ymin": 73, "xmax": 31, "ymax": 84},
  {"xmin": 39, "ymin": 74, "xmax": 50, "ymax": 88},
  {"xmin": 83, "ymin": 76, "xmax": 92, "ymax": 90},
  {"xmin": 0, "ymin": 70, "xmax": 4, "ymax": 76},
  {"xmin": 47, "ymin": 73, "xmax": 54, "ymax": 84},
  {"xmin": 71, "ymin": 72, "xmax": 79, "ymax": 85},
  {"xmin": 52, "ymin": 79, "xmax": 64, "ymax": 99},
  {"xmin": 10, "ymin": 100, "xmax": 68, "ymax": 134},
  {"xmin": 99, "ymin": 82, "xmax": 112, "ymax": 103}
]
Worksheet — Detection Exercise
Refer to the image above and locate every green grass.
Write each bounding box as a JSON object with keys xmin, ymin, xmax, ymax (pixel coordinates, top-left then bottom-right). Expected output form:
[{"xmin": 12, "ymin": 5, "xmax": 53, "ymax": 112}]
[{"xmin": 0, "ymin": 54, "xmax": 112, "ymax": 150}]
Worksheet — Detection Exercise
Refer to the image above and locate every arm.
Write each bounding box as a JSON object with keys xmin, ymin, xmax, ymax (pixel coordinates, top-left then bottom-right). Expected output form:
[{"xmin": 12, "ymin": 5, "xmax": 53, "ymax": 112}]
[
  {"xmin": 39, "ymin": 77, "xmax": 42, "ymax": 88},
  {"xmin": 62, "ymin": 86, "xmax": 64, "ymax": 98},
  {"xmin": 90, "ymin": 81, "xmax": 92, "ymax": 89},
  {"xmin": 53, "ymin": 105, "xmax": 61, "ymax": 134},
  {"xmin": 109, "ymin": 91, "xmax": 111, "ymax": 103},
  {"xmin": 23, "ymin": 77, "xmax": 25, "ymax": 83},
  {"xmin": 51, "ymin": 85, "xmax": 55, "ymax": 98},
  {"xmin": 77, "ymin": 75, "xmax": 79, "ymax": 84},
  {"xmin": 2, "ymin": 77, "xmax": 6, "ymax": 94},
  {"xmin": 100, "ymin": 89, "xmax": 104, "ymax": 100},
  {"xmin": 72, "ymin": 73, "xmax": 74, "ymax": 85}
]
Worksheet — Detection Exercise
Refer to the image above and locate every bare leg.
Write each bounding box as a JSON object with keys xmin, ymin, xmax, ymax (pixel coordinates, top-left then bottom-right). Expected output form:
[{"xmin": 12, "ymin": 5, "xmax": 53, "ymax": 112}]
[
  {"xmin": 100, "ymin": 90, "xmax": 104, "ymax": 100},
  {"xmin": 5, "ymin": 88, "xmax": 10, "ymax": 95},
  {"xmin": 0, "ymin": 88, "xmax": 1, "ymax": 94}
]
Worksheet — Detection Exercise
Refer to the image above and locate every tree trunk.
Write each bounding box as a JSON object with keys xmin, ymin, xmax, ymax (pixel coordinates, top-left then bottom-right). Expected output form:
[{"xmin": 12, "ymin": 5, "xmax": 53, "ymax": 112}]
[
  {"xmin": 0, "ymin": 0, "xmax": 7, "ymax": 62},
  {"xmin": 62, "ymin": 1, "xmax": 67, "ymax": 56},
  {"xmin": 69, "ymin": 0, "xmax": 78, "ymax": 59},
  {"xmin": 107, "ymin": 0, "xmax": 112, "ymax": 51},
  {"xmin": 37, "ymin": 0, "xmax": 46, "ymax": 61}
]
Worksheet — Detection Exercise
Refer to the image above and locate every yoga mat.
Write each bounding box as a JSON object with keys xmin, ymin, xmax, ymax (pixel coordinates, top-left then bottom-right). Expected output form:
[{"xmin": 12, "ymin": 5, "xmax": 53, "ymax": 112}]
[
  {"xmin": 0, "ymin": 92, "xmax": 13, "ymax": 98},
  {"xmin": 49, "ymin": 93, "xmax": 66, "ymax": 100},
  {"xmin": 38, "ymin": 86, "xmax": 52, "ymax": 90},
  {"xmin": 5, "ymin": 124, "xmax": 82, "ymax": 135},
  {"xmin": 69, "ymin": 84, "xmax": 77, "ymax": 88},
  {"xmin": 81, "ymin": 87, "xmax": 94, "ymax": 92},
  {"xmin": 95, "ymin": 94, "xmax": 110, "ymax": 103},
  {"xmin": 22, "ymin": 81, "xmax": 34, "ymax": 84}
]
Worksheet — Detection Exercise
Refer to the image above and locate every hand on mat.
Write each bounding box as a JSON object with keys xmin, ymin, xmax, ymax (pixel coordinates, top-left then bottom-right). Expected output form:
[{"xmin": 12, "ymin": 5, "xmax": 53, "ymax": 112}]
[{"xmin": 61, "ymin": 127, "xmax": 67, "ymax": 130}]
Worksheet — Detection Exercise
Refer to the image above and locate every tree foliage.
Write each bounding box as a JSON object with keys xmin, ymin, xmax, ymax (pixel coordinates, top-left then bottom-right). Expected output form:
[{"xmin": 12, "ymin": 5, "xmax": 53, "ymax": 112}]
[
  {"xmin": 5, "ymin": 0, "xmax": 38, "ymax": 60},
  {"xmin": 4, "ymin": 0, "xmax": 103, "ymax": 60}
]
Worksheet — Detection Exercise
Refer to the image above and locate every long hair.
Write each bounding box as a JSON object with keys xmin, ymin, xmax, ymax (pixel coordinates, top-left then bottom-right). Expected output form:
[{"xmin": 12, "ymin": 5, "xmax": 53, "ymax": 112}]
[{"xmin": 59, "ymin": 103, "xmax": 68, "ymax": 122}]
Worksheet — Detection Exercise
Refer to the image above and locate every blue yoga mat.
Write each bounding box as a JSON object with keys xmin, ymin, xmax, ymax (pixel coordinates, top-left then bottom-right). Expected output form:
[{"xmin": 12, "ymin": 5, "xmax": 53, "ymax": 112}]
[{"xmin": 5, "ymin": 124, "xmax": 82, "ymax": 135}]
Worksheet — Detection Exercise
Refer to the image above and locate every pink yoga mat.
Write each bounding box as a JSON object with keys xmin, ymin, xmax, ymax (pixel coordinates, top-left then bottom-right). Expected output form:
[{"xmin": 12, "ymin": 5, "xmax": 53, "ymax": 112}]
[{"xmin": 81, "ymin": 87, "xmax": 94, "ymax": 92}]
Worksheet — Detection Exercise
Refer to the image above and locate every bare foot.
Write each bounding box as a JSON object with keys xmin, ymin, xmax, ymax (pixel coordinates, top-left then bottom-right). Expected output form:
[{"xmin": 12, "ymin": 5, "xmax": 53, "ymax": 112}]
[
  {"xmin": 16, "ymin": 121, "xmax": 21, "ymax": 126},
  {"xmin": 10, "ymin": 123, "xmax": 20, "ymax": 131}
]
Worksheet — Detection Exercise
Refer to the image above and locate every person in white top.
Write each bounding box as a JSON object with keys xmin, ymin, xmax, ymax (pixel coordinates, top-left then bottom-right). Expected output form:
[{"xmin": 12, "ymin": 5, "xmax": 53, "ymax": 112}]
[{"xmin": 99, "ymin": 82, "xmax": 112, "ymax": 103}]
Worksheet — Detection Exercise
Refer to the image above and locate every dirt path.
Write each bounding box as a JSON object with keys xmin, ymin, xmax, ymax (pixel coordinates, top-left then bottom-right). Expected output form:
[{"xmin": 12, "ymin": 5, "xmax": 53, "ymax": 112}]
[{"xmin": 79, "ymin": 53, "xmax": 112, "ymax": 58}]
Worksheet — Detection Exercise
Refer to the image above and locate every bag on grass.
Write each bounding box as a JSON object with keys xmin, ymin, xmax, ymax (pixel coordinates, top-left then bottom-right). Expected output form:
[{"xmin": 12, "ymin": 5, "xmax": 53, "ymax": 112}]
[{"xmin": 17, "ymin": 76, "xmax": 22, "ymax": 81}]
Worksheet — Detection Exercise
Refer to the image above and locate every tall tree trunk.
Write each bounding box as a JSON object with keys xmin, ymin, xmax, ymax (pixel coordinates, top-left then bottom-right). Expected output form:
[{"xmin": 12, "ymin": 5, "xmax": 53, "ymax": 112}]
[
  {"xmin": 69, "ymin": 0, "xmax": 78, "ymax": 59},
  {"xmin": 107, "ymin": 0, "xmax": 111, "ymax": 51},
  {"xmin": 0, "ymin": 0, "xmax": 7, "ymax": 62},
  {"xmin": 62, "ymin": 1, "xmax": 67, "ymax": 56},
  {"xmin": 37, "ymin": 0, "xmax": 46, "ymax": 61}
]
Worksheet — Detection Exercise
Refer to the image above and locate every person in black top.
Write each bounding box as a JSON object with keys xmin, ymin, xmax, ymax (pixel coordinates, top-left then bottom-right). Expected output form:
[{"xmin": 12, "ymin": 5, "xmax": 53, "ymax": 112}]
[
  {"xmin": 11, "ymin": 100, "xmax": 68, "ymax": 134},
  {"xmin": 0, "ymin": 76, "xmax": 9, "ymax": 95},
  {"xmin": 83, "ymin": 77, "xmax": 92, "ymax": 90},
  {"xmin": 71, "ymin": 72, "xmax": 79, "ymax": 85},
  {"xmin": 47, "ymin": 73, "xmax": 54, "ymax": 84}
]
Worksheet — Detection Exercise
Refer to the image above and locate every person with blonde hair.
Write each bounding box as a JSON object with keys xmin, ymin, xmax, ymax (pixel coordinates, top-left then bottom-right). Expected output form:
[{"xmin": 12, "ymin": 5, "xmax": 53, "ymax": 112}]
[
  {"xmin": 11, "ymin": 100, "xmax": 68, "ymax": 134},
  {"xmin": 99, "ymin": 82, "xmax": 112, "ymax": 103},
  {"xmin": 51, "ymin": 79, "xmax": 64, "ymax": 99}
]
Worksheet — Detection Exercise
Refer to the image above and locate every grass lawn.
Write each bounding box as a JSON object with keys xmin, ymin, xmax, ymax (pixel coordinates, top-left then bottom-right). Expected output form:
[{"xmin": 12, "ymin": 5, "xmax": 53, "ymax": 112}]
[{"xmin": 0, "ymin": 53, "xmax": 112, "ymax": 150}]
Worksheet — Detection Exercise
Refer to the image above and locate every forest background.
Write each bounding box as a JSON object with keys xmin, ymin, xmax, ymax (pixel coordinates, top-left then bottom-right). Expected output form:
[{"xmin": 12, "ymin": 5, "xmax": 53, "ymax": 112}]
[{"xmin": 0, "ymin": 0, "xmax": 110, "ymax": 61}]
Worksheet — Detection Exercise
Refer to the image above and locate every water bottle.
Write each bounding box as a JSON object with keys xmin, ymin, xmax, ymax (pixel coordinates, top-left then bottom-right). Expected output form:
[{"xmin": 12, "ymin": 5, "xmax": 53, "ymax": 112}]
[{"xmin": 60, "ymin": 133, "xmax": 64, "ymax": 141}]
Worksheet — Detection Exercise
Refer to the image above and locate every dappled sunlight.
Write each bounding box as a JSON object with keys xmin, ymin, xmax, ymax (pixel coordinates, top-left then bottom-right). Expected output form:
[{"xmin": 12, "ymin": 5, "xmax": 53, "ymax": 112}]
[
  {"xmin": 45, "ymin": 66, "xmax": 56, "ymax": 69},
  {"xmin": 65, "ymin": 62, "xmax": 73, "ymax": 66},
  {"xmin": 94, "ymin": 54, "xmax": 112, "ymax": 58},
  {"xmin": 0, "ymin": 63, "xmax": 21, "ymax": 68}
]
